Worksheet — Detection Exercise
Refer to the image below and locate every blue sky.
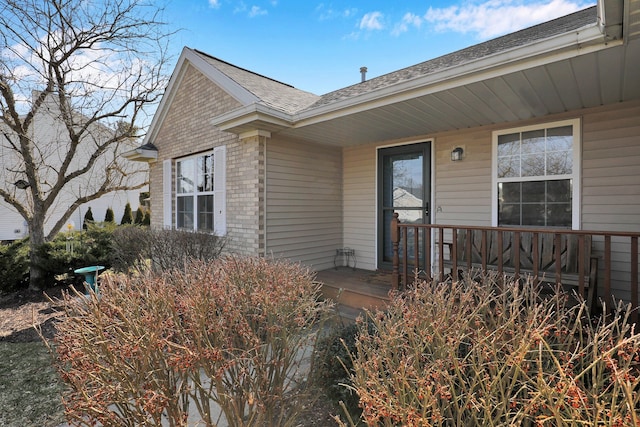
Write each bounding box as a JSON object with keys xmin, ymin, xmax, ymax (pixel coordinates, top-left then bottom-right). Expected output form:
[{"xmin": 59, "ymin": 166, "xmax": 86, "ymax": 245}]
[{"xmin": 164, "ymin": 0, "xmax": 595, "ymax": 95}]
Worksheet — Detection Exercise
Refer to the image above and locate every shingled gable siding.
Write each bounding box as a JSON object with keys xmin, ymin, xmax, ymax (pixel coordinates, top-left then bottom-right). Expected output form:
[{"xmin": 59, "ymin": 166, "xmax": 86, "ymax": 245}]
[
  {"xmin": 149, "ymin": 63, "xmax": 262, "ymax": 256},
  {"xmin": 265, "ymin": 138, "xmax": 342, "ymax": 270}
]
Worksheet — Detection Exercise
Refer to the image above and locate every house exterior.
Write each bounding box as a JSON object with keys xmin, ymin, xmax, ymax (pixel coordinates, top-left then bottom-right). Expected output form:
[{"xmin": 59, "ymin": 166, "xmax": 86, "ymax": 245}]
[
  {"xmin": 0, "ymin": 93, "xmax": 146, "ymax": 241},
  {"xmin": 131, "ymin": 0, "xmax": 640, "ymax": 305}
]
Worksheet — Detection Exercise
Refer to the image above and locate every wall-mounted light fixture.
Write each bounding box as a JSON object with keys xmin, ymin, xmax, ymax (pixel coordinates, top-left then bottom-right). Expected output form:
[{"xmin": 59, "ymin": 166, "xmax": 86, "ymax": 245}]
[
  {"xmin": 451, "ymin": 147, "xmax": 464, "ymax": 161},
  {"xmin": 14, "ymin": 179, "xmax": 30, "ymax": 189}
]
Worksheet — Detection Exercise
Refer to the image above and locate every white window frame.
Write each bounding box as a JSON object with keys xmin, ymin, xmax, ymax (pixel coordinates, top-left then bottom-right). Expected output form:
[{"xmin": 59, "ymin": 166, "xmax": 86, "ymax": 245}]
[
  {"xmin": 171, "ymin": 146, "xmax": 226, "ymax": 235},
  {"xmin": 491, "ymin": 118, "xmax": 581, "ymax": 230}
]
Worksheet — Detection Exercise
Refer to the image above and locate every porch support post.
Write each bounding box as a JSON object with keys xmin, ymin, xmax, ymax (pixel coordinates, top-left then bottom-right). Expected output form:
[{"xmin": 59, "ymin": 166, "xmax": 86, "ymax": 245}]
[{"xmin": 391, "ymin": 212, "xmax": 400, "ymax": 290}]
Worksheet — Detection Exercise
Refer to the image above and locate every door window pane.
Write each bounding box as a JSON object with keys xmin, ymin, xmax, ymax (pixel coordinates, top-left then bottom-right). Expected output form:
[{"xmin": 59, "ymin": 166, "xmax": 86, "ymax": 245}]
[{"xmin": 383, "ymin": 153, "xmax": 423, "ymax": 207}]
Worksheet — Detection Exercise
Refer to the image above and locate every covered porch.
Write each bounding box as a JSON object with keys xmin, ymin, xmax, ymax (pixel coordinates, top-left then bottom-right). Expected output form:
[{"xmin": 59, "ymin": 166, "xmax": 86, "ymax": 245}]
[{"xmin": 316, "ymin": 218, "xmax": 640, "ymax": 324}]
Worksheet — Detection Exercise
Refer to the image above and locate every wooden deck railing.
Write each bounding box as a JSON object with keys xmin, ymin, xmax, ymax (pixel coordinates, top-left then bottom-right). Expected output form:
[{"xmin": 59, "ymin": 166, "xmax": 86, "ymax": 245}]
[{"xmin": 390, "ymin": 212, "xmax": 640, "ymax": 323}]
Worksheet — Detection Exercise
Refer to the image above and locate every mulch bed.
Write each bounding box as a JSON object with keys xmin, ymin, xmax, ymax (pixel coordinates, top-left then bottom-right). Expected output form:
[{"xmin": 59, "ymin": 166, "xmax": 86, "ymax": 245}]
[{"xmin": 0, "ymin": 285, "xmax": 75, "ymax": 343}]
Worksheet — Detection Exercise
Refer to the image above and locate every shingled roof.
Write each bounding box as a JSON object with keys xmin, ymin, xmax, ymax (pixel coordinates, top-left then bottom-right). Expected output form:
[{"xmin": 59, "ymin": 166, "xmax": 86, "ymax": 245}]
[
  {"xmin": 304, "ymin": 5, "xmax": 598, "ymax": 111},
  {"xmin": 193, "ymin": 50, "xmax": 320, "ymax": 115},
  {"xmin": 189, "ymin": 6, "xmax": 597, "ymax": 118}
]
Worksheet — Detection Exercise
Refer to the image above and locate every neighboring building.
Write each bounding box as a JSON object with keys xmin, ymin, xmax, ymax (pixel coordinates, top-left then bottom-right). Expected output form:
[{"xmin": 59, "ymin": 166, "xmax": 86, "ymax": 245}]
[
  {"xmin": 128, "ymin": 0, "xmax": 639, "ymax": 304},
  {"xmin": 0, "ymin": 92, "xmax": 146, "ymax": 241}
]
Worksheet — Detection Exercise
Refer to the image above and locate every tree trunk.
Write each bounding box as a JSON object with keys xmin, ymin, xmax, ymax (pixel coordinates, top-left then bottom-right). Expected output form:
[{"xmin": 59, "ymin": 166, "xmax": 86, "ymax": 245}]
[{"xmin": 28, "ymin": 215, "xmax": 47, "ymax": 291}]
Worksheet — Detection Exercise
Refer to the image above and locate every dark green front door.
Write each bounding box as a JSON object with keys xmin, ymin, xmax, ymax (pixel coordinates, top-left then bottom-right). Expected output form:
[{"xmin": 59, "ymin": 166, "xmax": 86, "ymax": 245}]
[{"xmin": 378, "ymin": 142, "xmax": 431, "ymax": 269}]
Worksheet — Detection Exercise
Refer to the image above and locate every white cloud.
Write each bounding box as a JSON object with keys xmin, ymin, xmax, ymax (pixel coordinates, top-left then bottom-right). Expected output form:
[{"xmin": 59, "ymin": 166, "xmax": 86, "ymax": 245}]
[
  {"xmin": 392, "ymin": 12, "xmax": 423, "ymax": 36},
  {"xmin": 316, "ymin": 4, "xmax": 358, "ymax": 21},
  {"xmin": 424, "ymin": 0, "xmax": 593, "ymax": 39},
  {"xmin": 248, "ymin": 5, "xmax": 267, "ymax": 17},
  {"xmin": 208, "ymin": 0, "xmax": 220, "ymax": 8},
  {"xmin": 359, "ymin": 11, "xmax": 384, "ymax": 31}
]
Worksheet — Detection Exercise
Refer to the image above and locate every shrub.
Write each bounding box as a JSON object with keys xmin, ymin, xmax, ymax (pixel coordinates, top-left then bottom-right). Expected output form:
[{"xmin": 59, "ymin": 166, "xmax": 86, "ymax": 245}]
[
  {"xmin": 146, "ymin": 228, "xmax": 226, "ymax": 272},
  {"xmin": 134, "ymin": 207, "xmax": 144, "ymax": 225},
  {"xmin": 109, "ymin": 227, "xmax": 226, "ymax": 273},
  {"xmin": 104, "ymin": 207, "xmax": 115, "ymax": 223},
  {"xmin": 52, "ymin": 257, "xmax": 334, "ymax": 426},
  {"xmin": 0, "ymin": 239, "xmax": 30, "ymax": 293},
  {"xmin": 313, "ymin": 320, "xmax": 376, "ymax": 417},
  {"xmin": 38, "ymin": 223, "xmax": 116, "ymax": 286},
  {"xmin": 108, "ymin": 225, "xmax": 150, "ymax": 272},
  {"xmin": 82, "ymin": 207, "xmax": 94, "ymax": 230},
  {"xmin": 142, "ymin": 210, "xmax": 150, "ymax": 226},
  {"xmin": 120, "ymin": 202, "xmax": 133, "ymax": 225},
  {"xmin": 343, "ymin": 275, "xmax": 640, "ymax": 427}
]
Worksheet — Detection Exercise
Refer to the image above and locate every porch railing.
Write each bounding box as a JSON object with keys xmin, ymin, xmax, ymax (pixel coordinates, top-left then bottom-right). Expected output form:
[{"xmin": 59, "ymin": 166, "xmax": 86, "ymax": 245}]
[{"xmin": 390, "ymin": 212, "xmax": 640, "ymax": 323}]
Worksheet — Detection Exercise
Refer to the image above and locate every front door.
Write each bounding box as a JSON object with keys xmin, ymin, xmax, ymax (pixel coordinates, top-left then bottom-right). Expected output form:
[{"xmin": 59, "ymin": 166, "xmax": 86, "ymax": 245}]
[{"xmin": 378, "ymin": 142, "xmax": 431, "ymax": 269}]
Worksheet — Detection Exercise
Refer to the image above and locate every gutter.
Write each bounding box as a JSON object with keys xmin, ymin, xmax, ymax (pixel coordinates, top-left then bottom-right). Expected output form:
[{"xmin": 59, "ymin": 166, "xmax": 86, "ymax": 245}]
[
  {"xmin": 293, "ymin": 23, "xmax": 612, "ymax": 126},
  {"xmin": 122, "ymin": 143, "xmax": 158, "ymax": 162}
]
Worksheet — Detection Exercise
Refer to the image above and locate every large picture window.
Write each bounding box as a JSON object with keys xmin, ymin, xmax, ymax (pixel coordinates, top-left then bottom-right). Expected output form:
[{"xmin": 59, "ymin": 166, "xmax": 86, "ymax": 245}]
[
  {"xmin": 171, "ymin": 146, "xmax": 226, "ymax": 234},
  {"xmin": 492, "ymin": 119, "xmax": 580, "ymax": 229}
]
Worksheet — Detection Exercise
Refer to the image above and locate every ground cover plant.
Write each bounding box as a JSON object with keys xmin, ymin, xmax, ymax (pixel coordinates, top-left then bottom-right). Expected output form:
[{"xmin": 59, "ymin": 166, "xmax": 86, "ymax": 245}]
[
  {"xmin": 51, "ymin": 256, "xmax": 334, "ymax": 426},
  {"xmin": 342, "ymin": 274, "xmax": 640, "ymax": 426}
]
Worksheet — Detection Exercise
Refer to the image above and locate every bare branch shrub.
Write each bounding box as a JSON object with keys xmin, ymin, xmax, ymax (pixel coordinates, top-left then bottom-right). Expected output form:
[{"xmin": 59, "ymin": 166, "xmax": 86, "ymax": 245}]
[
  {"xmin": 147, "ymin": 229, "xmax": 226, "ymax": 272},
  {"xmin": 109, "ymin": 225, "xmax": 151, "ymax": 272},
  {"xmin": 109, "ymin": 227, "xmax": 226, "ymax": 273},
  {"xmin": 52, "ymin": 256, "xmax": 333, "ymax": 426},
  {"xmin": 342, "ymin": 274, "xmax": 640, "ymax": 427}
]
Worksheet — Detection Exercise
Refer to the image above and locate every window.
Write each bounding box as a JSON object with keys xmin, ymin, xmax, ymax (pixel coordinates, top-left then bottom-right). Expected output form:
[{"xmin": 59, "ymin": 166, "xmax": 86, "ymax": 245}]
[
  {"xmin": 492, "ymin": 119, "xmax": 580, "ymax": 229},
  {"xmin": 164, "ymin": 146, "xmax": 226, "ymax": 234}
]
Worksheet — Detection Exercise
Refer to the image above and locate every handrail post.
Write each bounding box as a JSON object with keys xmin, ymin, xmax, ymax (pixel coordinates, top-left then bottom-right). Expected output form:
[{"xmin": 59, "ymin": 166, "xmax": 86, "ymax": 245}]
[{"xmin": 391, "ymin": 212, "xmax": 400, "ymax": 290}]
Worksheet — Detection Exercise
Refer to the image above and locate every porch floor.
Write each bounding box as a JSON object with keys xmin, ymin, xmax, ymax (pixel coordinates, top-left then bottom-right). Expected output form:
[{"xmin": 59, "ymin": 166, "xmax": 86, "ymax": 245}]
[{"xmin": 315, "ymin": 268, "xmax": 394, "ymax": 316}]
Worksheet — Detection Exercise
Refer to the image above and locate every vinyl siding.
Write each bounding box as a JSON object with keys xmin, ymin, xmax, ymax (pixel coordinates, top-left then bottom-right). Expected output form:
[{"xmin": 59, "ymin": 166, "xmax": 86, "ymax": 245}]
[
  {"xmin": 433, "ymin": 129, "xmax": 493, "ymax": 225},
  {"xmin": 582, "ymin": 101, "xmax": 640, "ymax": 302},
  {"xmin": 265, "ymin": 139, "xmax": 342, "ymax": 270},
  {"xmin": 343, "ymin": 144, "xmax": 377, "ymax": 270}
]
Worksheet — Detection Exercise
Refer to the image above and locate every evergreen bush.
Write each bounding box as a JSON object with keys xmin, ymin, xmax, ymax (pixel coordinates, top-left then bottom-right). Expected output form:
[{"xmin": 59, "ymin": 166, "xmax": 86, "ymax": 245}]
[
  {"xmin": 0, "ymin": 239, "xmax": 30, "ymax": 292},
  {"xmin": 134, "ymin": 207, "xmax": 144, "ymax": 225},
  {"xmin": 104, "ymin": 207, "xmax": 115, "ymax": 223},
  {"xmin": 82, "ymin": 207, "xmax": 94, "ymax": 230},
  {"xmin": 120, "ymin": 203, "xmax": 133, "ymax": 225},
  {"xmin": 142, "ymin": 210, "xmax": 150, "ymax": 226}
]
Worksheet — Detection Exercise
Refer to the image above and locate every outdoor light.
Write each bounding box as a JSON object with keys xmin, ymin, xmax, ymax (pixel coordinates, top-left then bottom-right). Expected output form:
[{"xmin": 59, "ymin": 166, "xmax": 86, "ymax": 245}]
[
  {"xmin": 14, "ymin": 179, "xmax": 30, "ymax": 189},
  {"xmin": 451, "ymin": 147, "xmax": 464, "ymax": 161}
]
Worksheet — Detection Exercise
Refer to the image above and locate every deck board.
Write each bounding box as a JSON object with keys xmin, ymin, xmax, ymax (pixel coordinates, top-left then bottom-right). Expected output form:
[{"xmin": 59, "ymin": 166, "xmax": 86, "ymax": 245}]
[{"xmin": 315, "ymin": 268, "xmax": 393, "ymax": 299}]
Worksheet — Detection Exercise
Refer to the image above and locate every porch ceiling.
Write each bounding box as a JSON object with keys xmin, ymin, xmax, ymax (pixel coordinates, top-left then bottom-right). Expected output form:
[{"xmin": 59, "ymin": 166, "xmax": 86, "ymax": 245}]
[{"xmin": 275, "ymin": 38, "xmax": 640, "ymax": 147}]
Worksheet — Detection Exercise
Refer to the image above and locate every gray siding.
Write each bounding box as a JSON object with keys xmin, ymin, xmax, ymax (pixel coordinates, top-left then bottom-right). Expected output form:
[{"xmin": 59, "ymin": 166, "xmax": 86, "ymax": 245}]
[
  {"xmin": 265, "ymin": 139, "xmax": 342, "ymax": 270},
  {"xmin": 582, "ymin": 100, "xmax": 640, "ymax": 302},
  {"xmin": 343, "ymin": 144, "xmax": 377, "ymax": 271},
  {"xmin": 433, "ymin": 129, "xmax": 493, "ymax": 226}
]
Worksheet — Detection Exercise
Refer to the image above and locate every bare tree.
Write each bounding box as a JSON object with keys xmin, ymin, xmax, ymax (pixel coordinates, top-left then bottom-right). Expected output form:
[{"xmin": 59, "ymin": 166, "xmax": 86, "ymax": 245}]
[{"xmin": 0, "ymin": 0, "xmax": 172, "ymax": 289}]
